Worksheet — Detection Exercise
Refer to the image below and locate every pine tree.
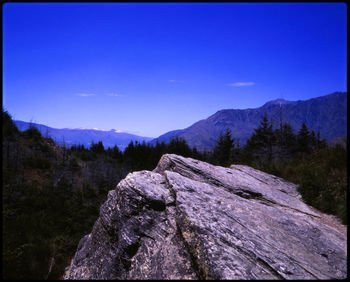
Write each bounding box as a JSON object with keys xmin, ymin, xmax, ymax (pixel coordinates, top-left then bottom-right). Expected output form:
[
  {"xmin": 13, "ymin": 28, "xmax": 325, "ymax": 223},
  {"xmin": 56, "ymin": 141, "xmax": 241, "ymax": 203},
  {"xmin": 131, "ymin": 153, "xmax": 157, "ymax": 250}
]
[
  {"xmin": 316, "ymin": 131, "xmax": 327, "ymax": 150},
  {"xmin": 167, "ymin": 137, "xmax": 192, "ymax": 157},
  {"xmin": 90, "ymin": 141, "xmax": 105, "ymax": 154},
  {"xmin": 310, "ymin": 130, "xmax": 317, "ymax": 151},
  {"xmin": 111, "ymin": 145, "xmax": 122, "ymax": 160},
  {"xmin": 212, "ymin": 128, "xmax": 235, "ymax": 166},
  {"xmin": 274, "ymin": 122, "xmax": 296, "ymax": 159},
  {"xmin": 245, "ymin": 113, "xmax": 275, "ymax": 161},
  {"xmin": 297, "ymin": 123, "xmax": 310, "ymax": 154}
]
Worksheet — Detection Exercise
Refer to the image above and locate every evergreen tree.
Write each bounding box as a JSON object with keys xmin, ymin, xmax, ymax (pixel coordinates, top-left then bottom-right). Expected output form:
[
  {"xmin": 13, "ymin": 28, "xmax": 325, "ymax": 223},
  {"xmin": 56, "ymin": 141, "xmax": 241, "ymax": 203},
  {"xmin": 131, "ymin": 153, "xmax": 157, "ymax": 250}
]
[
  {"xmin": 90, "ymin": 141, "xmax": 105, "ymax": 154},
  {"xmin": 297, "ymin": 123, "xmax": 310, "ymax": 154},
  {"xmin": 310, "ymin": 130, "xmax": 317, "ymax": 151},
  {"xmin": 282, "ymin": 123, "xmax": 296, "ymax": 150},
  {"xmin": 245, "ymin": 113, "xmax": 275, "ymax": 161},
  {"xmin": 212, "ymin": 128, "xmax": 235, "ymax": 166},
  {"xmin": 316, "ymin": 131, "xmax": 327, "ymax": 150},
  {"xmin": 167, "ymin": 137, "xmax": 192, "ymax": 157},
  {"xmin": 233, "ymin": 138, "xmax": 242, "ymax": 163},
  {"xmin": 108, "ymin": 145, "xmax": 123, "ymax": 160},
  {"xmin": 274, "ymin": 122, "xmax": 297, "ymax": 159},
  {"xmin": 123, "ymin": 141, "xmax": 136, "ymax": 167}
]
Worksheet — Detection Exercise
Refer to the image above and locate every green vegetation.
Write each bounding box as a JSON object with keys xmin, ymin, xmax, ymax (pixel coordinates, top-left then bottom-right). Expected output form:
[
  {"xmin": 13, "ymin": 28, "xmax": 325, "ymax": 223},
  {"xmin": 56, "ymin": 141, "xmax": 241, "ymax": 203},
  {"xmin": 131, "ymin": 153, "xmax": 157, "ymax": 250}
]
[
  {"xmin": 239, "ymin": 116, "xmax": 346, "ymax": 225},
  {"xmin": 210, "ymin": 112, "xmax": 346, "ymax": 225},
  {"xmin": 266, "ymin": 144, "xmax": 347, "ymax": 224},
  {"xmin": 2, "ymin": 110, "xmax": 124, "ymax": 279},
  {"xmin": 211, "ymin": 128, "xmax": 235, "ymax": 166},
  {"xmin": 2, "ymin": 109, "xmax": 347, "ymax": 280}
]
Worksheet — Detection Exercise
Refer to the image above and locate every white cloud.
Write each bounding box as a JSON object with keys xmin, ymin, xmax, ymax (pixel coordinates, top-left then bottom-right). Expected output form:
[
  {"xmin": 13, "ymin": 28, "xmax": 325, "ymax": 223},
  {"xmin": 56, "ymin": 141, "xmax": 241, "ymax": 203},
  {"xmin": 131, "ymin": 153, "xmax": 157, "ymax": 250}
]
[
  {"xmin": 168, "ymin": 79, "xmax": 184, "ymax": 83},
  {"xmin": 106, "ymin": 93, "xmax": 123, "ymax": 97},
  {"xmin": 76, "ymin": 93, "xmax": 96, "ymax": 97},
  {"xmin": 227, "ymin": 82, "xmax": 255, "ymax": 87},
  {"xmin": 76, "ymin": 93, "xmax": 124, "ymax": 97}
]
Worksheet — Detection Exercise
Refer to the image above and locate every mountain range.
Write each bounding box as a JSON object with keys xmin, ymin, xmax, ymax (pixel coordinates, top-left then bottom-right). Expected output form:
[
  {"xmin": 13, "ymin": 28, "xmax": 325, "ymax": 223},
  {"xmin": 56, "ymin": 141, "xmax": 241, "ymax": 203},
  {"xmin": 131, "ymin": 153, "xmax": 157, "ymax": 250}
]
[
  {"xmin": 14, "ymin": 120, "xmax": 152, "ymax": 151},
  {"xmin": 151, "ymin": 91, "xmax": 347, "ymax": 151},
  {"xmin": 14, "ymin": 92, "xmax": 347, "ymax": 152}
]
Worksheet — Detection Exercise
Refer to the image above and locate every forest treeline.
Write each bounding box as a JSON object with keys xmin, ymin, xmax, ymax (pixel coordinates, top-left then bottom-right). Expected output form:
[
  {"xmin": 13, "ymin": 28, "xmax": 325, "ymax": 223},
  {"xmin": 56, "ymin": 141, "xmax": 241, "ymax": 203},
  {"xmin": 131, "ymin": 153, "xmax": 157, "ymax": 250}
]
[{"xmin": 2, "ymin": 109, "xmax": 347, "ymax": 280}]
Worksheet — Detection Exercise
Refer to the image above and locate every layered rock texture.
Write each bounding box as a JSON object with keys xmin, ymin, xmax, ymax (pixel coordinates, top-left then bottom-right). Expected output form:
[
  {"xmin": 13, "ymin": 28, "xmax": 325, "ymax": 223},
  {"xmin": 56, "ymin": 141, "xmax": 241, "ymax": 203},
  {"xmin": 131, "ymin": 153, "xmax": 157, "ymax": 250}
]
[{"xmin": 64, "ymin": 154, "xmax": 347, "ymax": 280}]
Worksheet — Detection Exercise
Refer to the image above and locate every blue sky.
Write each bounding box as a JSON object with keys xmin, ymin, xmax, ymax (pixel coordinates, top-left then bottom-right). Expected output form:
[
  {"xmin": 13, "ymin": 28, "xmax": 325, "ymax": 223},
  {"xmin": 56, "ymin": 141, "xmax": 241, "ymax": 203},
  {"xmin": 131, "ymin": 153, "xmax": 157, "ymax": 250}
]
[{"xmin": 3, "ymin": 3, "xmax": 347, "ymax": 137}]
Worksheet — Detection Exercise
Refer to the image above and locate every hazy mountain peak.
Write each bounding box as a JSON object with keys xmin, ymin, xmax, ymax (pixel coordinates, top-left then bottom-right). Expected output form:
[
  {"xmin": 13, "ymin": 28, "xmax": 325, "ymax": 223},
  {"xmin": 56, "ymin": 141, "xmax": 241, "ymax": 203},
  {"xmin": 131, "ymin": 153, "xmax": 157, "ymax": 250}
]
[
  {"xmin": 14, "ymin": 120, "xmax": 152, "ymax": 150},
  {"xmin": 262, "ymin": 98, "xmax": 292, "ymax": 107}
]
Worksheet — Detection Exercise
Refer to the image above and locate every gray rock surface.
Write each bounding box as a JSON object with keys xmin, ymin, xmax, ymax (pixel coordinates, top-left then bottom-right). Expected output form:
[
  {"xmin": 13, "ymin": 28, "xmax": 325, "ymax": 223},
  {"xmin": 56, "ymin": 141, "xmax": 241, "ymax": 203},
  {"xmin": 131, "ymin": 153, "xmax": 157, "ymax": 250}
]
[{"xmin": 64, "ymin": 154, "xmax": 347, "ymax": 280}]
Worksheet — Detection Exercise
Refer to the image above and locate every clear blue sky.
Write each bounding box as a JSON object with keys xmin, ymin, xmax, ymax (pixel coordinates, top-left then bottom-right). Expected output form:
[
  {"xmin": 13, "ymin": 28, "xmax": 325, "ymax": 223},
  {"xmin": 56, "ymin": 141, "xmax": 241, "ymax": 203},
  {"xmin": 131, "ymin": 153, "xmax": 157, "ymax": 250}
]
[{"xmin": 3, "ymin": 3, "xmax": 347, "ymax": 137}]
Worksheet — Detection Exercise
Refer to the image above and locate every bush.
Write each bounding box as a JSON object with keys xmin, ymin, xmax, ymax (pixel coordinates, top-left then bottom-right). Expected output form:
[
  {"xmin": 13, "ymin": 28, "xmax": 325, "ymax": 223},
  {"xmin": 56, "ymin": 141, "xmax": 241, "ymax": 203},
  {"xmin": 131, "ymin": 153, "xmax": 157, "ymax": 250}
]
[
  {"xmin": 2, "ymin": 109, "xmax": 19, "ymax": 139},
  {"xmin": 24, "ymin": 154, "xmax": 51, "ymax": 169},
  {"xmin": 22, "ymin": 126, "xmax": 42, "ymax": 141},
  {"xmin": 253, "ymin": 145, "xmax": 347, "ymax": 225},
  {"xmin": 289, "ymin": 147, "xmax": 346, "ymax": 224}
]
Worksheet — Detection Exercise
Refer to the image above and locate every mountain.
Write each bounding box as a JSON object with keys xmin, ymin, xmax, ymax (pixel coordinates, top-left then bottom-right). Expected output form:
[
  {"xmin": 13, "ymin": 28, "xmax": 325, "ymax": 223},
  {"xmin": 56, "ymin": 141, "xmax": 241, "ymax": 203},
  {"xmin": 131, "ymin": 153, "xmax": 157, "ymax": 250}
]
[
  {"xmin": 64, "ymin": 154, "xmax": 347, "ymax": 279},
  {"xmin": 14, "ymin": 120, "xmax": 152, "ymax": 151},
  {"xmin": 261, "ymin": 98, "xmax": 293, "ymax": 107},
  {"xmin": 151, "ymin": 92, "xmax": 347, "ymax": 151}
]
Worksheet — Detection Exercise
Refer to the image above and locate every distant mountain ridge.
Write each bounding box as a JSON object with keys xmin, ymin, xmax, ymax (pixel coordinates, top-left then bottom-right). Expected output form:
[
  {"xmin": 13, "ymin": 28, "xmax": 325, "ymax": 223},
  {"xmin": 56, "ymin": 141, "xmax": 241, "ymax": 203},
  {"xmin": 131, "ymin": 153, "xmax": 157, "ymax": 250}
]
[
  {"xmin": 152, "ymin": 92, "xmax": 347, "ymax": 151},
  {"xmin": 14, "ymin": 92, "xmax": 347, "ymax": 152},
  {"xmin": 261, "ymin": 98, "xmax": 293, "ymax": 107},
  {"xmin": 14, "ymin": 120, "xmax": 152, "ymax": 151}
]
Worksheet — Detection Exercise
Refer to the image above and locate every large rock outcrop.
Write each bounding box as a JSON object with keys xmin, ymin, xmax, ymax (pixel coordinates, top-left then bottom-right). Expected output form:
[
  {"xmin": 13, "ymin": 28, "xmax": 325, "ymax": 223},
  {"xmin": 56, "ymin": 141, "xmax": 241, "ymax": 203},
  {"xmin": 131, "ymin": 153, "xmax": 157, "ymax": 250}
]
[{"xmin": 64, "ymin": 154, "xmax": 347, "ymax": 280}]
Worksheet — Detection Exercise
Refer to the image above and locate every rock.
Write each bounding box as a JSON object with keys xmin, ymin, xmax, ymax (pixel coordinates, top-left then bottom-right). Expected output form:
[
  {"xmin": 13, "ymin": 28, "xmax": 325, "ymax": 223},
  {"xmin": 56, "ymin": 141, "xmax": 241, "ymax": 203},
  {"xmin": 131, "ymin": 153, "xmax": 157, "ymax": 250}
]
[{"xmin": 64, "ymin": 154, "xmax": 347, "ymax": 280}]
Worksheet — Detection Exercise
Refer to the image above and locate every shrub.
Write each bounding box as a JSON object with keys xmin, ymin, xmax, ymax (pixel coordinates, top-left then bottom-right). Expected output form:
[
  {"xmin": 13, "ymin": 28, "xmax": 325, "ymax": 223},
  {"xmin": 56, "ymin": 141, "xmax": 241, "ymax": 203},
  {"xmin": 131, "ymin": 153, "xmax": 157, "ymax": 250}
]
[
  {"xmin": 24, "ymin": 154, "xmax": 51, "ymax": 169},
  {"xmin": 22, "ymin": 126, "xmax": 42, "ymax": 141},
  {"xmin": 2, "ymin": 109, "xmax": 19, "ymax": 139}
]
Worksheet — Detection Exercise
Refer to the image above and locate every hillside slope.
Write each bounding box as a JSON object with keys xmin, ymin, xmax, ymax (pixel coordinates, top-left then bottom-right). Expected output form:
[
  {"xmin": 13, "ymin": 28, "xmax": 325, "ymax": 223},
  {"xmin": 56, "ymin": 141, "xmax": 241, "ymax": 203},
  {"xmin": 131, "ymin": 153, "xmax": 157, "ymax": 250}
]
[{"xmin": 152, "ymin": 92, "xmax": 347, "ymax": 151}]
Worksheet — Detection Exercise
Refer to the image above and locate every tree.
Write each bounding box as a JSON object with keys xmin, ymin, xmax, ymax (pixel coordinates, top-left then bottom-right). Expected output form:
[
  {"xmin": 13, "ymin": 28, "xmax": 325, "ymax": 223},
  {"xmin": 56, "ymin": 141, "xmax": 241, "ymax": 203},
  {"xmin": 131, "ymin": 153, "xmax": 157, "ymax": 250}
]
[
  {"xmin": 310, "ymin": 130, "xmax": 317, "ymax": 151},
  {"xmin": 107, "ymin": 145, "xmax": 123, "ymax": 160},
  {"xmin": 297, "ymin": 123, "xmax": 310, "ymax": 154},
  {"xmin": 167, "ymin": 137, "xmax": 192, "ymax": 157},
  {"xmin": 245, "ymin": 113, "xmax": 275, "ymax": 162},
  {"xmin": 90, "ymin": 141, "xmax": 105, "ymax": 154},
  {"xmin": 282, "ymin": 123, "xmax": 296, "ymax": 150},
  {"xmin": 212, "ymin": 128, "xmax": 235, "ymax": 166},
  {"xmin": 316, "ymin": 131, "xmax": 327, "ymax": 150},
  {"xmin": 274, "ymin": 122, "xmax": 297, "ymax": 159},
  {"xmin": 22, "ymin": 125, "xmax": 42, "ymax": 141}
]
